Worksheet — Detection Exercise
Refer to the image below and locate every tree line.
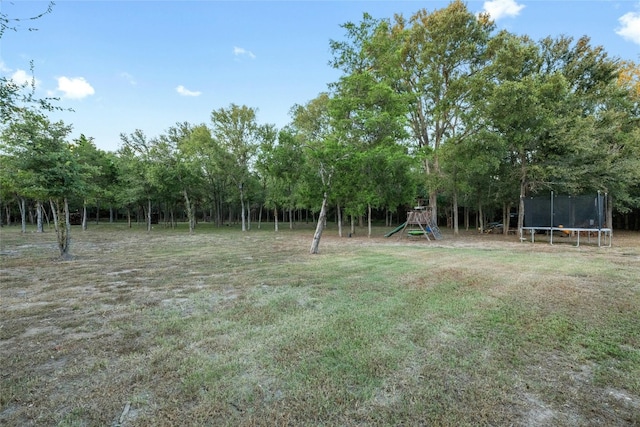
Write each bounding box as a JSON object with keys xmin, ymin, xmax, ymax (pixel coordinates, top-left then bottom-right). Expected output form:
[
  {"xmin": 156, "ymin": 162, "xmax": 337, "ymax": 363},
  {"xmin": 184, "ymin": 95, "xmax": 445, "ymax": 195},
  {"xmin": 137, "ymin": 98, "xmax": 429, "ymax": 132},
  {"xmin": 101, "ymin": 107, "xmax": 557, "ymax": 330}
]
[{"xmin": 2, "ymin": 1, "xmax": 639, "ymax": 257}]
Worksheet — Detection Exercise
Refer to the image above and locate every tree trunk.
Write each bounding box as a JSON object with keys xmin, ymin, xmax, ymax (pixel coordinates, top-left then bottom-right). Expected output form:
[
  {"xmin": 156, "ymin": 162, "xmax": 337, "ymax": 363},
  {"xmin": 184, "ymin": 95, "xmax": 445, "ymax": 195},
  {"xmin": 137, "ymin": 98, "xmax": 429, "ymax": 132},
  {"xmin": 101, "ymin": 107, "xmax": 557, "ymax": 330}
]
[
  {"xmin": 50, "ymin": 199, "xmax": 57, "ymax": 226},
  {"xmin": 82, "ymin": 199, "xmax": 88, "ymax": 231},
  {"xmin": 429, "ymin": 191, "xmax": 438, "ymax": 227},
  {"xmin": 245, "ymin": 200, "xmax": 250, "ymax": 230},
  {"xmin": 478, "ymin": 201, "xmax": 484, "ymax": 233},
  {"xmin": 183, "ymin": 189, "xmax": 195, "ymax": 233},
  {"xmin": 503, "ymin": 203, "xmax": 511, "ymax": 235},
  {"xmin": 18, "ymin": 196, "xmax": 26, "ymax": 233},
  {"xmin": 50, "ymin": 198, "xmax": 72, "ymax": 260},
  {"xmin": 147, "ymin": 198, "xmax": 152, "ymax": 232},
  {"xmin": 216, "ymin": 198, "xmax": 222, "ymax": 227},
  {"xmin": 368, "ymin": 203, "xmax": 372, "ymax": 238},
  {"xmin": 606, "ymin": 193, "xmax": 613, "ymax": 231},
  {"xmin": 337, "ymin": 203, "xmax": 343, "ymax": 238},
  {"xmin": 36, "ymin": 200, "xmax": 44, "ymax": 233},
  {"xmin": 423, "ymin": 154, "xmax": 438, "ymax": 227},
  {"xmin": 274, "ymin": 207, "xmax": 279, "ymax": 232},
  {"xmin": 63, "ymin": 198, "xmax": 71, "ymax": 259},
  {"xmin": 240, "ymin": 185, "xmax": 246, "ymax": 232},
  {"xmin": 518, "ymin": 193, "xmax": 525, "ymax": 234},
  {"xmin": 452, "ymin": 191, "xmax": 459, "ymax": 236},
  {"xmin": 518, "ymin": 166, "xmax": 527, "ymax": 232},
  {"xmin": 95, "ymin": 200, "xmax": 100, "ymax": 224},
  {"xmin": 310, "ymin": 192, "xmax": 328, "ymax": 254}
]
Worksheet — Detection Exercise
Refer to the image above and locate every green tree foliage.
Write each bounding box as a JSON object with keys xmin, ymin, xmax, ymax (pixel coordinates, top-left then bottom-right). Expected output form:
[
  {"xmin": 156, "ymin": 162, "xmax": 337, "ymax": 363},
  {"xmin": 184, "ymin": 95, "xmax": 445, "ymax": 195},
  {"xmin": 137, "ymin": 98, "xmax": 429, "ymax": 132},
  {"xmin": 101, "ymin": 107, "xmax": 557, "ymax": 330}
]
[
  {"xmin": 480, "ymin": 32, "xmax": 637, "ymax": 229},
  {"xmin": 324, "ymin": 4, "xmax": 637, "ymax": 233},
  {"xmin": 179, "ymin": 124, "xmax": 232, "ymax": 227},
  {"xmin": 289, "ymin": 94, "xmax": 344, "ymax": 253},
  {"xmin": 387, "ymin": 1, "xmax": 495, "ymax": 222},
  {"xmin": 1, "ymin": 110, "xmax": 81, "ymax": 258},
  {"xmin": 210, "ymin": 104, "xmax": 263, "ymax": 232},
  {"xmin": 329, "ymin": 62, "xmax": 415, "ymax": 236},
  {"xmin": 71, "ymin": 134, "xmax": 117, "ymax": 229},
  {"xmin": 151, "ymin": 124, "xmax": 198, "ymax": 231},
  {"xmin": 3, "ymin": 1, "xmax": 638, "ymax": 239},
  {"xmin": 118, "ymin": 129, "xmax": 158, "ymax": 231},
  {"xmin": 256, "ymin": 127, "xmax": 303, "ymax": 230}
]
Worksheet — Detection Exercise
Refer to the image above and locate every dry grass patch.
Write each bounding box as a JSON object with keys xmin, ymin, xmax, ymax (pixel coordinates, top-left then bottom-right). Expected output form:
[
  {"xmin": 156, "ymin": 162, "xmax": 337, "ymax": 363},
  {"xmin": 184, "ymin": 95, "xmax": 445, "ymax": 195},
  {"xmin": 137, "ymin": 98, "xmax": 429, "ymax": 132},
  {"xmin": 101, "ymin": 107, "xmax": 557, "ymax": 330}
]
[{"xmin": 1, "ymin": 224, "xmax": 639, "ymax": 426}]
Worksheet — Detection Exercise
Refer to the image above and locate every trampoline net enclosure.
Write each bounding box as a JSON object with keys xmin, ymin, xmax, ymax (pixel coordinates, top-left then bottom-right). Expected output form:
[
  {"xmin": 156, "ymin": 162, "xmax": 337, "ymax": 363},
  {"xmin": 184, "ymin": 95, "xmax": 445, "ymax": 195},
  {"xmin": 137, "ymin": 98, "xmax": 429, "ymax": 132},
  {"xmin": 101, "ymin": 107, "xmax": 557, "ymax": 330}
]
[{"xmin": 523, "ymin": 194, "xmax": 605, "ymax": 229}]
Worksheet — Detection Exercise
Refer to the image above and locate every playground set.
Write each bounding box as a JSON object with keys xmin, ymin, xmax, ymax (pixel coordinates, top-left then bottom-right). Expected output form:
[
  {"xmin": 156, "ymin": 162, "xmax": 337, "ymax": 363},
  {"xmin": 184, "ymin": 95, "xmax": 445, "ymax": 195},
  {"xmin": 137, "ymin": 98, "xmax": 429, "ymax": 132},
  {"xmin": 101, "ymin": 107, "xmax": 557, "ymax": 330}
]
[
  {"xmin": 383, "ymin": 193, "xmax": 611, "ymax": 247},
  {"xmin": 385, "ymin": 207, "xmax": 443, "ymax": 241}
]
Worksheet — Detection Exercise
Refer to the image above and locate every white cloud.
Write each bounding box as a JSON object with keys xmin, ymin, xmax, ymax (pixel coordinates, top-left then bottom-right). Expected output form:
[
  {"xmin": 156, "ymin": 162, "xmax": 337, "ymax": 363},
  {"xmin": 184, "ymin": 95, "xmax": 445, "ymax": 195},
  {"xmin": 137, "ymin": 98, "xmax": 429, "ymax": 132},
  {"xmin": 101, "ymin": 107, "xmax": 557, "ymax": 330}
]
[
  {"xmin": 233, "ymin": 46, "xmax": 256, "ymax": 59},
  {"xmin": 56, "ymin": 76, "xmax": 95, "ymax": 99},
  {"xmin": 11, "ymin": 69, "xmax": 41, "ymax": 87},
  {"xmin": 176, "ymin": 85, "xmax": 202, "ymax": 97},
  {"xmin": 482, "ymin": 0, "xmax": 525, "ymax": 20},
  {"xmin": 119, "ymin": 72, "xmax": 137, "ymax": 86},
  {"xmin": 616, "ymin": 11, "xmax": 640, "ymax": 45},
  {"xmin": 0, "ymin": 61, "xmax": 11, "ymax": 73}
]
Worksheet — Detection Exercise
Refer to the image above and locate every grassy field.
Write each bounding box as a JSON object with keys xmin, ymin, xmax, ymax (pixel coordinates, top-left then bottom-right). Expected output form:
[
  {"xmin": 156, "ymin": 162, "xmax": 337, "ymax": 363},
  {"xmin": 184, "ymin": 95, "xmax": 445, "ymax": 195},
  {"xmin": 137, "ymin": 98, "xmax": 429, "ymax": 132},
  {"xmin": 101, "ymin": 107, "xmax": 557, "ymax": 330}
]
[{"xmin": 1, "ymin": 223, "xmax": 639, "ymax": 426}]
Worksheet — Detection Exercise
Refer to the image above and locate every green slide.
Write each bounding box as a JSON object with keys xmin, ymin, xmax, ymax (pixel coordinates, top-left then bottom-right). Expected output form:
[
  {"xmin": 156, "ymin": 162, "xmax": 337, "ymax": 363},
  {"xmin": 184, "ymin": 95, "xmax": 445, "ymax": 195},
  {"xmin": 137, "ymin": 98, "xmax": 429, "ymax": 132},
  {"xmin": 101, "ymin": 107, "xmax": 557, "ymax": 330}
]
[{"xmin": 384, "ymin": 222, "xmax": 407, "ymax": 238}]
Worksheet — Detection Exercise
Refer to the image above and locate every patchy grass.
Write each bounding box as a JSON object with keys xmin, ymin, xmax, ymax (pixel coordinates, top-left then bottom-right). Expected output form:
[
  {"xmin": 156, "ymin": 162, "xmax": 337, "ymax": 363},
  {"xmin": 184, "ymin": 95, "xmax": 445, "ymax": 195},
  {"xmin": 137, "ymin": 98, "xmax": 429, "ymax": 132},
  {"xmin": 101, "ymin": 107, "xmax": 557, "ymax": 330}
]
[{"xmin": 1, "ymin": 223, "xmax": 639, "ymax": 426}]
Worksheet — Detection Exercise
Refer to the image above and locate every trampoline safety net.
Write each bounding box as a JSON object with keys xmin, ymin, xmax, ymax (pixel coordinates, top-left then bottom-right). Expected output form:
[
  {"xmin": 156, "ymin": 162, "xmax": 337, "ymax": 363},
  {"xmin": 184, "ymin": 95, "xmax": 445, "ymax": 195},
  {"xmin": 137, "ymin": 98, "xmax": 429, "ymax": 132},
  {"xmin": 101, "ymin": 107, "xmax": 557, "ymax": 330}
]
[{"xmin": 523, "ymin": 194, "xmax": 605, "ymax": 229}]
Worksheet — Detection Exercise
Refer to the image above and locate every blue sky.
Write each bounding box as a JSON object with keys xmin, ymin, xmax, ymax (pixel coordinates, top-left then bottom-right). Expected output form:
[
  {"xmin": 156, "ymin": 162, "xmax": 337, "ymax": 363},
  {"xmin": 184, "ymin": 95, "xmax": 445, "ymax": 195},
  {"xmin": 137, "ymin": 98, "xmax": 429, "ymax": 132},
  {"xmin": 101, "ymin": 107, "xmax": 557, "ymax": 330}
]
[{"xmin": 2, "ymin": 0, "xmax": 639, "ymax": 152}]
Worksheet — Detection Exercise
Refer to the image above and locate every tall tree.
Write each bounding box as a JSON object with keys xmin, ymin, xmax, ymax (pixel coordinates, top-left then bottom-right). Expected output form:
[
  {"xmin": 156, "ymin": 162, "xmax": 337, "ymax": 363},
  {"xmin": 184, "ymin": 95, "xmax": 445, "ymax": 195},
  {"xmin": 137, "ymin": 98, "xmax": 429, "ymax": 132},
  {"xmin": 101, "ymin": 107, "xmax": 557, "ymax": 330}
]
[
  {"xmin": 118, "ymin": 129, "xmax": 157, "ymax": 231},
  {"xmin": 2, "ymin": 110, "xmax": 81, "ymax": 258},
  {"xmin": 210, "ymin": 104, "xmax": 262, "ymax": 232},
  {"xmin": 156, "ymin": 122, "xmax": 205, "ymax": 232},
  {"xmin": 71, "ymin": 134, "xmax": 114, "ymax": 230},
  {"xmin": 480, "ymin": 32, "xmax": 569, "ymax": 230},
  {"xmin": 387, "ymin": 1, "xmax": 495, "ymax": 224},
  {"xmin": 328, "ymin": 66, "xmax": 414, "ymax": 237},
  {"xmin": 290, "ymin": 94, "xmax": 342, "ymax": 254},
  {"xmin": 1, "ymin": 1, "xmax": 60, "ymax": 231},
  {"xmin": 256, "ymin": 127, "xmax": 302, "ymax": 231},
  {"xmin": 329, "ymin": 13, "xmax": 421, "ymax": 236},
  {"xmin": 179, "ymin": 124, "xmax": 233, "ymax": 227}
]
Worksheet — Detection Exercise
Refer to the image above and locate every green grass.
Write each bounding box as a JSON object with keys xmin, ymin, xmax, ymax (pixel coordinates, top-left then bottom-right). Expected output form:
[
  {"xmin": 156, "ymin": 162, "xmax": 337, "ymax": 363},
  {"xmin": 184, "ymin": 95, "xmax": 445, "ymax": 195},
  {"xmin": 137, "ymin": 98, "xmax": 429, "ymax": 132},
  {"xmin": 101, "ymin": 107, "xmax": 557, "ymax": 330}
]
[{"xmin": 1, "ymin": 223, "xmax": 639, "ymax": 425}]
